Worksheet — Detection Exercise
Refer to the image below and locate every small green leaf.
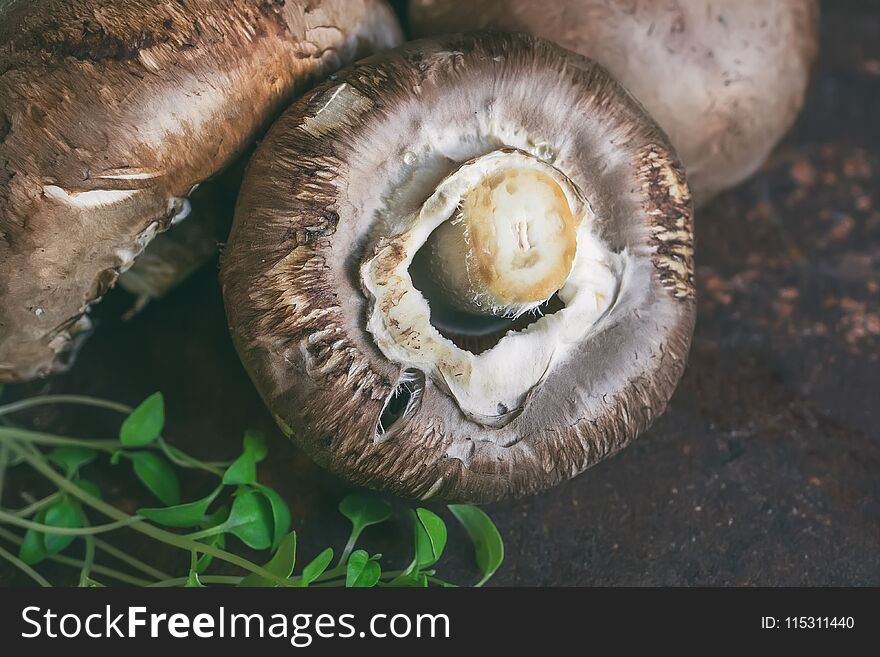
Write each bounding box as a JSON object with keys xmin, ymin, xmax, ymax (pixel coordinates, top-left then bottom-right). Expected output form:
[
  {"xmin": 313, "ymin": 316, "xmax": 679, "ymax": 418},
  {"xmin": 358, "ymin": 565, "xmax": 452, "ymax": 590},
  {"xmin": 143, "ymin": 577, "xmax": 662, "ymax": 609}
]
[
  {"xmin": 222, "ymin": 454, "xmax": 256, "ymax": 486},
  {"xmin": 300, "ymin": 548, "xmax": 334, "ymax": 587},
  {"xmin": 43, "ymin": 496, "xmax": 82, "ymax": 554},
  {"xmin": 195, "ymin": 533, "xmax": 225, "ymax": 574},
  {"xmin": 414, "ymin": 508, "xmax": 447, "ymax": 568},
  {"xmin": 129, "ymin": 451, "xmax": 180, "ymax": 506},
  {"xmin": 48, "ymin": 446, "xmax": 97, "ymax": 476},
  {"xmin": 346, "ymin": 550, "xmax": 381, "ymax": 588},
  {"xmin": 226, "ymin": 489, "xmax": 273, "ymax": 550},
  {"xmin": 448, "ymin": 504, "xmax": 504, "ymax": 586},
  {"xmin": 74, "ymin": 478, "xmax": 102, "ymax": 500},
  {"xmin": 138, "ymin": 485, "xmax": 222, "ymax": 527},
  {"xmin": 255, "ymin": 485, "xmax": 291, "ymax": 550},
  {"xmin": 185, "ymin": 569, "xmax": 205, "ymax": 588},
  {"xmin": 265, "ymin": 531, "xmax": 298, "ymax": 578},
  {"xmin": 19, "ymin": 510, "xmax": 48, "ymax": 565},
  {"xmin": 239, "ymin": 531, "xmax": 297, "ymax": 587},
  {"xmin": 222, "ymin": 431, "xmax": 270, "ymax": 485},
  {"xmin": 339, "ymin": 494, "xmax": 391, "ymax": 536},
  {"xmin": 120, "ymin": 392, "xmax": 164, "ymax": 447},
  {"xmin": 243, "ymin": 430, "xmax": 268, "ymax": 462}
]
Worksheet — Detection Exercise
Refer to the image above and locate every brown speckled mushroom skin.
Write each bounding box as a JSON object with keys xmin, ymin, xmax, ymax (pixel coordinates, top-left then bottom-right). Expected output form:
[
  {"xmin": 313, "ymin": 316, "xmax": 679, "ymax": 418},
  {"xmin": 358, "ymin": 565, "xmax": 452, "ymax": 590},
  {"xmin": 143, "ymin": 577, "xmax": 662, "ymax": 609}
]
[
  {"xmin": 408, "ymin": 0, "xmax": 819, "ymax": 205},
  {"xmin": 0, "ymin": 0, "xmax": 401, "ymax": 382},
  {"xmin": 221, "ymin": 33, "xmax": 696, "ymax": 503}
]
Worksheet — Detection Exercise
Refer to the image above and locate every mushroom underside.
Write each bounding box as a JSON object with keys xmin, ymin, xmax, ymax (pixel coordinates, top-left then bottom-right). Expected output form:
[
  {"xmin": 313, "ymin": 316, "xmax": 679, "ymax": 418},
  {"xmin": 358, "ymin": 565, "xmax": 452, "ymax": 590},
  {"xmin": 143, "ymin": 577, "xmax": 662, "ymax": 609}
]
[{"xmin": 222, "ymin": 33, "xmax": 696, "ymax": 502}]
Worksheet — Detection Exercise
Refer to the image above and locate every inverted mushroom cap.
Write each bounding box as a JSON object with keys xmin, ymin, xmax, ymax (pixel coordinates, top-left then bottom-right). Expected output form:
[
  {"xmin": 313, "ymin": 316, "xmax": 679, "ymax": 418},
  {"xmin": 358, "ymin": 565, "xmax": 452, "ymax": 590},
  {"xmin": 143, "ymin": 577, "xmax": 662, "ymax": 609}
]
[
  {"xmin": 0, "ymin": 0, "xmax": 401, "ymax": 381},
  {"xmin": 222, "ymin": 33, "xmax": 696, "ymax": 502},
  {"xmin": 409, "ymin": 0, "xmax": 819, "ymax": 204}
]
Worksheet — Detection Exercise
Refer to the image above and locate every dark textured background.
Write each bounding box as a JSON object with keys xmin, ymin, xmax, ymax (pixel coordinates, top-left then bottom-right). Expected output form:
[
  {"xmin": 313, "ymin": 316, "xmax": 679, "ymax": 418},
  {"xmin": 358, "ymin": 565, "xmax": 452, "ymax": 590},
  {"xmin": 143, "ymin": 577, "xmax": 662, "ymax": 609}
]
[{"xmin": 2, "ymin": 0, "xmax": 878, "ymax": 586}]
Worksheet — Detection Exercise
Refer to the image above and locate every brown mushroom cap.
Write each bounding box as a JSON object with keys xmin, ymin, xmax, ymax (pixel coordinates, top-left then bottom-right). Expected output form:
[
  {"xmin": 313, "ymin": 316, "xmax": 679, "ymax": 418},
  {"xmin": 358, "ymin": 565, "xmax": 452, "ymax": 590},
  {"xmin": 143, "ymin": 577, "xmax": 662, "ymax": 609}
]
[
  {"xmin": 408, "ymin": 0, "xmax": 819, "ymax": 205},
  {"xmin": 221, "ymin": 33, "xmax": 696, "ymax": 502},
  {"xmin": 0, "ymin": 0, "xmax": 401, "ymax": 381}
]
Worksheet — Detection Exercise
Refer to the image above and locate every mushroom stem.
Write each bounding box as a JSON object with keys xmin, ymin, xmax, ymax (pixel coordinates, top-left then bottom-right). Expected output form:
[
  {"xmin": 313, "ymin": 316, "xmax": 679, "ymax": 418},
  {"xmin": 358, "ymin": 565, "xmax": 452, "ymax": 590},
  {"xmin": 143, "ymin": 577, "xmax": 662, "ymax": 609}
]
[{"xmin": 422, "ymin": 167, "xmax": 578, "ymax": 317}]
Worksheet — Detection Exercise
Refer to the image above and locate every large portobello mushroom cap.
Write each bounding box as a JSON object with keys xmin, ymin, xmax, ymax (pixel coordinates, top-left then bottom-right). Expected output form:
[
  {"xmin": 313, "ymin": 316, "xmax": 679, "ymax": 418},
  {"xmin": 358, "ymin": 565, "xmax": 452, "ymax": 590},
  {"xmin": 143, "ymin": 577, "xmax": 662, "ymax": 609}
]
[
  {"xmin": 0, "ymin": 0, "xmax": 401, "ymax": 381},
  {"xmin": 221, "ymin": 33, "xmax": 697, "ymax": 502},
  {"xmin": 409, "ymin": 0, "xmax": 819, "ymax": 205}
]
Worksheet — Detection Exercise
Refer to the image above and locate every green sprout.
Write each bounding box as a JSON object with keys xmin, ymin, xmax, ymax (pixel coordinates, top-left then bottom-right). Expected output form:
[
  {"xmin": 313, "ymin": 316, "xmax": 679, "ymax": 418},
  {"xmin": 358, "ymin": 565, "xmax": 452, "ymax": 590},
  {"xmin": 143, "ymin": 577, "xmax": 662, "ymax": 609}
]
[{"xmin": 0, "ymin": 390, "xmax": 504, "ymax": 588}]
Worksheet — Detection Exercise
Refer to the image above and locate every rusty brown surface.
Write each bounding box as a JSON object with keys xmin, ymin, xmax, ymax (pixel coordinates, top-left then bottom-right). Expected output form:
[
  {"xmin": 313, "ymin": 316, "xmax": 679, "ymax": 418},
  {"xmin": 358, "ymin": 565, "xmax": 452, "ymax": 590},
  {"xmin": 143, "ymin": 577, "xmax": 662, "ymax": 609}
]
[{"xmin": 2, "ymin": 0, "xmax": 878, "ymax": 585}]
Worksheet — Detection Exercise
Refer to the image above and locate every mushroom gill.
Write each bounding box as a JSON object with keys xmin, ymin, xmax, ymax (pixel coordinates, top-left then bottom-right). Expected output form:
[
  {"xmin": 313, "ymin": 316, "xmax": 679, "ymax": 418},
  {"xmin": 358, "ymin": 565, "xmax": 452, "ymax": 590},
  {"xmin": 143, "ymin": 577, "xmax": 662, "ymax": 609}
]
[{"xmin": 221, "ymin": 33, "xmax": 696, "ymax": 502}]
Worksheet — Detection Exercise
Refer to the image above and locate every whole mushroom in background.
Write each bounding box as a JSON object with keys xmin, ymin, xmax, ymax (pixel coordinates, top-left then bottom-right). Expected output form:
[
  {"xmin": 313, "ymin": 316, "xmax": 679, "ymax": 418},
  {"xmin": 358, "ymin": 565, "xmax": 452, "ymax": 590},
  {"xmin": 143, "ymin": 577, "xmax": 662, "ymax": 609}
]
[
  {"xmin": 0, "ymin": 0, "xmax": 402, "ymax": 382},
  {"xmin": 408, "ymin": 0, "xmax": 819, "ymax": 205},
  {"xmin": 221, "ymin": 33, "xmax": 696, "ymax": 502}
]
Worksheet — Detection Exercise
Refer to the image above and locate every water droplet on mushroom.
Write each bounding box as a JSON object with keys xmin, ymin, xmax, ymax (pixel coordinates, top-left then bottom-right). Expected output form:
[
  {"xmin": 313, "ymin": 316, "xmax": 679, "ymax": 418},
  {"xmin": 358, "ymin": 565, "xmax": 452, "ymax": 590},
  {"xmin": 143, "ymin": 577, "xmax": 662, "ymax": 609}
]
[
  {"xmin": 533, "ymin": 142, "xmax": 557, "ymax": 163},
  {"xmin": 403, "ymin": 151, "xmax": 418, "ymax": 165},
  {"xmin": 35, "ymin": 308, "xmax": 44, "ymax": 316}
]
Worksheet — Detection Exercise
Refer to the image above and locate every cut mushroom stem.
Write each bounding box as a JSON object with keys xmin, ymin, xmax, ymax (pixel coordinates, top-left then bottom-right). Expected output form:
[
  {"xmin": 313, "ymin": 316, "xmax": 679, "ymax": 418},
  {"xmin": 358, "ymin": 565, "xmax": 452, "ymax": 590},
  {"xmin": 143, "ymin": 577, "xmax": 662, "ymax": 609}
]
[{"xmin": 422, "ymin": 167, "xmax": 578, "ymax": 318}]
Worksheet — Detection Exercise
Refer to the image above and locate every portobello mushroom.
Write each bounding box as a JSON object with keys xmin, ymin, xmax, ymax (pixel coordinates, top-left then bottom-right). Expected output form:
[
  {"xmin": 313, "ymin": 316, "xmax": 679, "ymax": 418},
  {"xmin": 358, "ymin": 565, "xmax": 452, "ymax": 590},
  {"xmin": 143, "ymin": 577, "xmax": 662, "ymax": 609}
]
[
  {"xmin": 221, "ymin": 33, "xmax": 696, "ymax": 502},
  {"xmin": 0, "ymin": 0, "xmax": 402, "ymax": 381}
]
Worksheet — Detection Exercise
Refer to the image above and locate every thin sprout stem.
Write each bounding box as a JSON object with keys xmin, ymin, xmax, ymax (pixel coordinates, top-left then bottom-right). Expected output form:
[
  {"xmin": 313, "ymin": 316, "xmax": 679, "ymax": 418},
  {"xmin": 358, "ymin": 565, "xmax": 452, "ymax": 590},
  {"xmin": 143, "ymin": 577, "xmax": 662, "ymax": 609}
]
[
  {"xmin": 150, "ymin": 562, "xmax": 401, "ymax": 588},
  {"xmin": 12, "ymin": 492, "xmax": 62, "ymax": 517},
  {"xmin": 427, "ymin": 577, "xmax": 457, "ymax": 587},
  {"xmin": 158, "ymin": 439, "xmax": 228, "ymax": 476},
  {"xmin": 149, "ymin": 575, "xmax": 243, "ymax": 588},
  {"xmin": 0, "ymin": 426, "xmax": 229, "ymax": 476},
  {"xmin": 336, "ymin": 530, "xmax": 361, "ymax": 567},
  {"xmin": 311, "ymin": 578, "xmax": 347, "ymax": 587},
  {"xmin": 312, "ymin": 563, "xmax": 347, "ymax": 584},
  {"xmin": 0, "ymin": 527, "xmax": 152, "ymax": 586},
  {"xmin": 93, "ymin": 537, "xmax": 171, "ymax": 580},
  {"xmin": 0, "ymin": 509, "xmax": 142, "ymax": 535},
  {"xmin": 0, "ymin": 542, "xmax": 52, "ymax": 587},
  {"xmin": 79, "ymin": 535, "xmax": 95, "ymax": 586},
  {"xmin": 76, "ymin": 506, "xmax": 96, "ymax": 586},
  {"xmin": 185, "ymin": 525, "xmax": 228, "ymax": 541},
  {"xmin": 311, "ymin": 572, "xmax": 416, "ymax": 588},
  {"xmin": 0, "ymin": 426, "xmax": 119, "ymax": 452},
  {"xmin": 74, "ymin": 560, "xmax": 151, "ymax": 586},
  {"xmin": 308, "ymin": 567, "xmax": 408, "ymax": 587},
  {"xmin": 0, "ymin": 441, "xmax": 8, "ymax": 507},
  {"xmin": 5, "ymin": 439, "xmax": 292, "ymax": 586},
  {"xmin": 0, "ymin": 395, "xmax": 133, "ymax": 417}
]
